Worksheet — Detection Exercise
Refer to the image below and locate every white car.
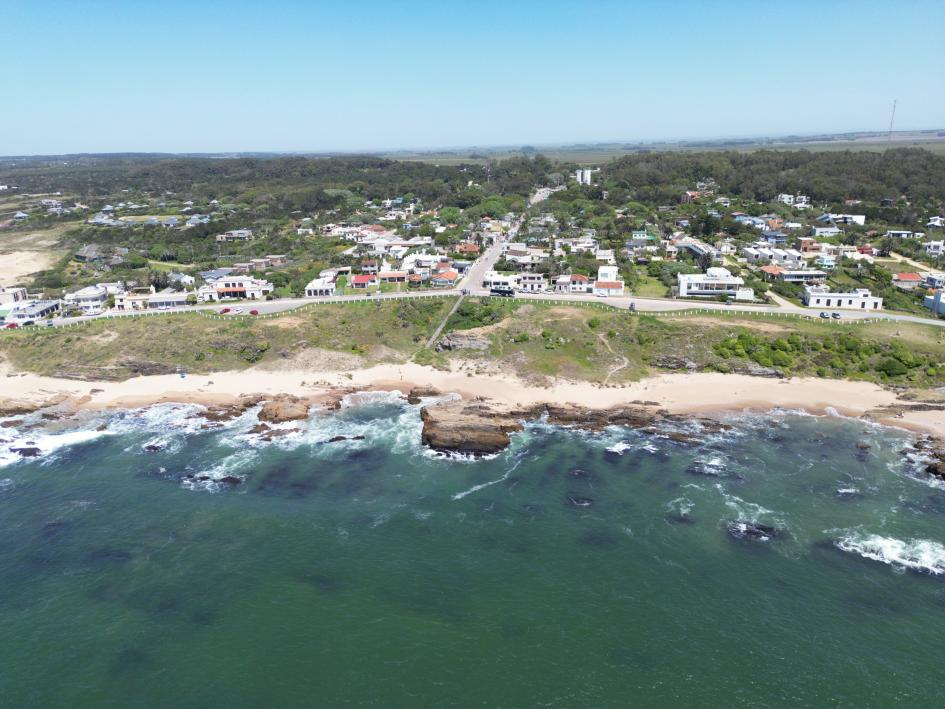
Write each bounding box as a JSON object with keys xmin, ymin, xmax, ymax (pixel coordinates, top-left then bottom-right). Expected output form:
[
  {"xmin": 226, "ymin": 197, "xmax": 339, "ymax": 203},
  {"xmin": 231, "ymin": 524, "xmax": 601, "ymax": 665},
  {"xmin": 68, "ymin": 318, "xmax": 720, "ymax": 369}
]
[
  {"xmin": 233, "ymin": 307, "xmax": 244, "ymax": 314},
  {"xmin": 595, "ymin": 293, "xmax": 607, "ymax": 298}
]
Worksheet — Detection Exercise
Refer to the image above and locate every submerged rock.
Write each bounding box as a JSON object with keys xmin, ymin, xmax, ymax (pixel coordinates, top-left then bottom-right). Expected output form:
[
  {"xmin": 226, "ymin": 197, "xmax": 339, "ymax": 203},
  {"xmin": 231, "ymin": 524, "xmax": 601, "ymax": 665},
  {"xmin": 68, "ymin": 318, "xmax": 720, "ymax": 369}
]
[
  {"xmin": 566, "ymin": 495, "xmax": 594, "ymax": 508},
  {"xmin": 11, "ymin": 447, "xmax": 41, "ymax": 458},
  {"xmin": 325, "ymin": 435, "xmax": 366, "ymax": 444},
  {"xmin": 727, "ymin": 521, "xmax": 781, "ymax": 541}
]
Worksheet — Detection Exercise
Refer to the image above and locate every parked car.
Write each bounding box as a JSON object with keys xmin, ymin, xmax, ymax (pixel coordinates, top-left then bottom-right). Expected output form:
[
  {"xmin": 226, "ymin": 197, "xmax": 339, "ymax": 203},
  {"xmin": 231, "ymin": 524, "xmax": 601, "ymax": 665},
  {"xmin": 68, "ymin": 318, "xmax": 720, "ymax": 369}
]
[
  {"xmin": 233, "ymin": 307, "xmax": 244, "ymax": 314},
  {"xmin": 219, "ymin": 307, "xmax": 231, "ymax": 314},
  {"xmin": 22, "ymin": 320, "xmax": 35, "ymax": 327},
  {"xmin": 4, "ymin": 323, "xmax": 18, "ymax": 329},
  {"xmin": 249, "ymin": 309, "xmax": 259, "ymax": 315},
  {"xmin": 44, "ymin": 320, "xmax": 54, "ymax": 327},
  {"xmin": 819, "ymin": 312, "xmax": 829, "ymax": 319},
  {"xmin": 831, "ymin": 312, "xmax": 841, "ymax": 319}
]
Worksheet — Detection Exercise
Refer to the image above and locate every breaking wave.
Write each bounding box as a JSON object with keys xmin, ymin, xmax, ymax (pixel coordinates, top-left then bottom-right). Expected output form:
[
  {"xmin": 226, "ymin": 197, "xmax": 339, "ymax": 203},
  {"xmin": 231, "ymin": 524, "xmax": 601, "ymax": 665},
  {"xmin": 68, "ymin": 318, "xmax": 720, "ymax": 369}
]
[{"xmin": 834, "ymin": 531, "xmax": 945, "ymax": 576}]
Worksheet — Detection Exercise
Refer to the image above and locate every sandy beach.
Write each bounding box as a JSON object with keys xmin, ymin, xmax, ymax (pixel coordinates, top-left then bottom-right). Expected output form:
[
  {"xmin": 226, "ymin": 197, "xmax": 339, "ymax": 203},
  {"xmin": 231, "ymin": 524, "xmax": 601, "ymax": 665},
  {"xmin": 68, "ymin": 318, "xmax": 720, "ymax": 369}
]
[{"xmin": 2, "ymin": 360, "xmax": 942, "ymax": 437}]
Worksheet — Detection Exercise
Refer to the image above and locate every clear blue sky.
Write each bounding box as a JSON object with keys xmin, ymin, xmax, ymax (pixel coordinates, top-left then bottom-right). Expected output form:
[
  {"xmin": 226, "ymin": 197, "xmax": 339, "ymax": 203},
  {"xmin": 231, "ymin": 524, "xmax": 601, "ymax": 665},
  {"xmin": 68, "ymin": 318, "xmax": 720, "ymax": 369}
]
[{"xmin": 5, "ymin": 0, "xmax": 944, "ymax": 155}]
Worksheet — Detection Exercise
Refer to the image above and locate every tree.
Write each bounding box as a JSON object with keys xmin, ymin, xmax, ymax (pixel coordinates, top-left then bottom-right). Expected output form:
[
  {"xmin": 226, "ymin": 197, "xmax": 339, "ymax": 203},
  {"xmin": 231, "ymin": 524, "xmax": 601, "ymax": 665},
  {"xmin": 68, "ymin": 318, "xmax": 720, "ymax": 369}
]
[{"xmin": 697, "ymin": 252, "xmax": 713, "ymax": 272}]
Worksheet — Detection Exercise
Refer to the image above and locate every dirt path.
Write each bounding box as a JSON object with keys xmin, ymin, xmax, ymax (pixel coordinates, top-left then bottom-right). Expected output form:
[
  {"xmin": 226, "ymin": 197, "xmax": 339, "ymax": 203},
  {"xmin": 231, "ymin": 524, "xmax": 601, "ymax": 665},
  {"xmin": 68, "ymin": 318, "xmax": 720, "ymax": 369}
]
[
  {"xmin": 426, "ymin": 294, "xmax": 466, "ymax": 349},
  {"xmin": 597, "ymin": 333, "xmax": 629, "ymax": 384}
]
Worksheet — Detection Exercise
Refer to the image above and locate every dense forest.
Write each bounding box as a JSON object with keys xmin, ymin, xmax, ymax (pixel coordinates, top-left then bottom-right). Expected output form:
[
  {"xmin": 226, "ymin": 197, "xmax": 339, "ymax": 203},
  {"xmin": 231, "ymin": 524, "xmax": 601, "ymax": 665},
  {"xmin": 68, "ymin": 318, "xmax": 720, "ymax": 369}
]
[
  {"xmin": 0, "ymin": 154, "xmax": 561, "ymax": 211},
  {"xmin": 601, "ymin": 149, "xmax": 945, "ymax": 205}
]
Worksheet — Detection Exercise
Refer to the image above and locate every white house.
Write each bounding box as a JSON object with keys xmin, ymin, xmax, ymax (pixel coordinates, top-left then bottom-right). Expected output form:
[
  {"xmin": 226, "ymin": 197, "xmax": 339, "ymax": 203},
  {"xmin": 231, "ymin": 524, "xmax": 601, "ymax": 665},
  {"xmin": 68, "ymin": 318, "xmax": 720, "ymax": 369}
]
[
  {"xmin": 814, "ymin": 254, "xmax": 838, "ymax": 270},
  {"xmin": 884, "ymin": 230, "xmax": 922, "ymax": 239},
  {"xmin": 304, "ymin": 276, "xmax": 336, "ymax": 297},
  {"xmin": 811, "ymin": 226, "xmax": 841, "ymax": 238},
  {"xmin": 63, "ymin": 285, "xmax": 111, "ymax": 314},
  {"xmin": 924, "ymin": 290, "xmax": 945, "ymax": 316},
  {"xmin": 593, "ymin": 265, "xmax": 624, "ymax": 296},
  {"xmin": 927, "ymin": 216, "xmax": 944, "ymax": 228},
  {"xmin": 517, "ymin": 273, "xmax": 548, "ymax": 293},
  {"xmin": 554, "ymin": 274, "xmax": 593, "ymax": 294},
  {"xmin": 802, "ymin": 285, "xmax": 882, "ymax": 310},
  {"xmin": 482, "ymin": 271, "xmax": 518, "ymax": 290},
  {"xmin": 924, "ymin": 240, "xmax": 944, "ymax": 257},
  {"xmin": 0, "ymin": 286, "xmax": 28, "ymax": 306},
  {"xmin": 197, "ymin": 276, "xmax": 273, "ymax": 302},
  {"xmin": 215, "ymin": 228, "xmax": 254, "ymax": 243},
  {"xmin": 677, "ymin": 267, "xmax": 753, "ymax": 300}
]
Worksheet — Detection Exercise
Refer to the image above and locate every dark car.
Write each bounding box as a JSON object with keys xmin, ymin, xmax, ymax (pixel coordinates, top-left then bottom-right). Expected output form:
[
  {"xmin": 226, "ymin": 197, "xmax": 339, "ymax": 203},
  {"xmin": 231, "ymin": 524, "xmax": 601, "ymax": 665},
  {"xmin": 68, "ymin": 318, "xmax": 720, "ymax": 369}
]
[
  {"xmin": 249, "ymin": 309, "xmax": 259, "ymax": 315},
  {"xmin": 831, "ymin": 312, "xmax": 841, "ymax": 319},
  {"xmin": 219, "ymin": 307, "xmax": 231, "ymax": 314},
  {"xmin": 819, "ymin": 312, "xmax": 829, "ymax": 319}
]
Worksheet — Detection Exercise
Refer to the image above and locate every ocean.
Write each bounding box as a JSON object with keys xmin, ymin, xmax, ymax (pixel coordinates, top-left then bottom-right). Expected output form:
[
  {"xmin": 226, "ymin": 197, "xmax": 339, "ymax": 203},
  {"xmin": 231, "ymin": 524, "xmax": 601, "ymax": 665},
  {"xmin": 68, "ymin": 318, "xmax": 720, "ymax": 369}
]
[{"xmin": 1, "ymin": 393, "xmax": 944, "ymax": 706}]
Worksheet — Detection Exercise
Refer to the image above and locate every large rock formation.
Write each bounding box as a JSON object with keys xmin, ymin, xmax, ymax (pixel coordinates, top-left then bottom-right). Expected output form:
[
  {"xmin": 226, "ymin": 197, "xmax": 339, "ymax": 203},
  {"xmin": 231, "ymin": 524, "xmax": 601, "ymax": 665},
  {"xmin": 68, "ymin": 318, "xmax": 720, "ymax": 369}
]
[
  {"xmin": 420, "ymin": 401, "xmax": 524, "ymax": 455},
  {"xmin": 257, "ymin": 395, "xmax": 310, "ymax": 423},
  {"xmin": 435, "ymin": 333, "xmax": 490, "ymax": 352}
]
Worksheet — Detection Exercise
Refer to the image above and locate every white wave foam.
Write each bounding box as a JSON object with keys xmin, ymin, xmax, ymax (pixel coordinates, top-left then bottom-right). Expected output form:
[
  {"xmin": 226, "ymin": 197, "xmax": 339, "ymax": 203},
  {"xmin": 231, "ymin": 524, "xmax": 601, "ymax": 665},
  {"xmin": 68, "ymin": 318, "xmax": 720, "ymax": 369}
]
[
  {"xmin": 716, "ymin": 484, "xmax": 780, "ymax": 525},
  {"xmin": 0, "ymin": 426, "xmax": 112, "ymax": 469},
  {"xmin": 834, "ymin": 532, "xmax": 945, "ymax": 575},
  {"xmin": 452, "ymin": 458, "xmax": 523, "ymax": 500},
  {"xmin": 0, "ymin": 478, "xmax": 14, "ymax": 493},
  {"xmin": 605, "ymin": 441, "xmax": 633, "ymax": 455}
]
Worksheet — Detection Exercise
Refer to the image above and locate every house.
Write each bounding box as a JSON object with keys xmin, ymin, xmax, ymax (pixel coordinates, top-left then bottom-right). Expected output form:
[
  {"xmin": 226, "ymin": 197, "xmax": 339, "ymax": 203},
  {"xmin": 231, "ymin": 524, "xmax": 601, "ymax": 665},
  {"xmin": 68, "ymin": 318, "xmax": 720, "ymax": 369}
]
[
  {"xmin": 927, "ymin": 216, "xmax": 944, "ymax": 229},
  {"xmin": 74, "ymin": 244, "xmax": 104, "ymax": 262},
  {"xmin": 676, "ymin": 237, "xmax": 721, "ymax": 262},
  {"xmin": 7, "ymin": 299, "xmax": 60, "ymax": 321},
  {"xmin": 304, "ymin": 276, "xmax": 336, "ymax": 297},
  {"xmin": 884, "ymin": 230, "xmax": 918, "ymax": 239},
  {"xmin": 802, "ymin": 285, "xmax": 882, "ymax": 310},
  {"xmin": 814, "ymin": 254, "xmax": 837, "ymax": 270},
  {"xmin": 681, "ymin": 190, "xmax": 701, "ymax": 204},
  {"xmin": 63, "ymin": 285, "xmax": 112, "ymax": 314},
  {"xmin": 360, "ymin": 259, "xmax": 379, "ymax": 274},
  {"xmin": 115, "ymin": 288, "xmax": 193, "ymax": 311},
  {"xmin": 430, "ymin": 270, "xmax": 459, "ymax": 288},
  {"xmin": 196, "ymin": 277, "xmax": 273, "ymax": 301},
  {"xmin": 760, "ymin": 266, "xmax": 827, "ymax": 285},
  {"xmin": 776, "ymin": 194, "xmax": 795, "ymax": 205},
  {"xmin": 923, "ymin": 290, "xmax": 945, "ymax": 315},
  {"xmin": 351, "ymin": 274, "xmax": 379, "ymax": 289},
  {"xmin": 266, "ymin": 254, "xmax": 287, "ymax": 267},
  {"xmin": 811, "ymin": 226, "xmax": 841, "ymax": 238},
  {"xmin": 762, "ymin": 231, "xmax": 788, "ymax": 245},
  {"xmin": 817, "ymin": 213, "xmax": 866, "ymax": 226},
  {"xmin": 555, "ymin": 274, "xmax": 593, "ymax": 294},
  {"xmin": 455, "ymin": 243, "xmax": 480, "ymax": 256},
  {"xmin": 795, "ymin": 237, "xmax": 820, "ymax": 254},
  {"xmin": 677, "ymin": 267, "xmax": 753, "ymax": 300},
  {"xmin": 517, "ymin": 273, "xmax": 547, "ymax": 293},
  {"xmin": 892, "ymin": 273, "xmax": 923, "ymax": 290},
  {"xmin": 482, "ymin": 271, "xmax": 517, "ymax": 290},
  {"xmin": 215, "ymin": 228, "xmax": 254, "ymax": 242},
  {"xmin": 0, "ymin": 286, "xmax": 28, "ymax": 306},
  {"xmin": 168, "ymin": 272, "xmax": 196, "ymax": 287},
  {"xmin": 923, "ymin": 273, "xmax": 945, "ymax": 289},
  {"xmin": 924, "ymin": 240, "xmax": 944, "ymax": 257},
  {"xmin": 378, "ymin": 271, "xmax": 408, "ymax": 284},
  {"xmin": 593, "ymin": 266, "xmax": 624, "ymax": 296}
]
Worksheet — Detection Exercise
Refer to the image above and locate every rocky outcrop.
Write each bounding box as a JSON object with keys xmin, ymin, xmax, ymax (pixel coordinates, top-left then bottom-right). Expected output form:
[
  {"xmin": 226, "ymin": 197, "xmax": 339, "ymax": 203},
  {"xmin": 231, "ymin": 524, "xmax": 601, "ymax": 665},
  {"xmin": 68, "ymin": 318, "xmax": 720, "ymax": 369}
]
[
  {"xmin": 202, "ymin": 395, "xmax": 265, "ymax": 422},
  {"xmin": 727, "ymin": 521, "xmax": 781, "ymax": 541},
  {"xmin": 419, "ymin": 400, "xmax": 668, "ymax": 455},
  {"xmin": 258, "ymin": 395, "xmax": 310, "ymax": 423},
  {"xmin": 407, "ymin": 386, "xmax": 441, "ymax": 405},
  {"xmin": 435, "ymin": 333, "xmax": 490, "ymax": 352},
  {"xmin": 909, "ymin": 437, "xmax": 945, "ymax": 481},
  {"xmin": 420, "ymin": 401, "xmax": 524, "ymax": 455},
  {"xmin": 732, "ymin": 363, "xmax": 783, "ymax": 378}
]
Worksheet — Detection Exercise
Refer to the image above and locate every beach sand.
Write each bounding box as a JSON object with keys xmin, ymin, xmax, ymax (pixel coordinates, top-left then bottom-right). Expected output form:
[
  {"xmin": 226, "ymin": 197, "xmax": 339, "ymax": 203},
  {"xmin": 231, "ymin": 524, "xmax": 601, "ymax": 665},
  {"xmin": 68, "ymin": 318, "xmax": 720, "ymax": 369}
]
[{"xmin": 2, "ymin": 360, "xmax": 942, "ymax": 438}]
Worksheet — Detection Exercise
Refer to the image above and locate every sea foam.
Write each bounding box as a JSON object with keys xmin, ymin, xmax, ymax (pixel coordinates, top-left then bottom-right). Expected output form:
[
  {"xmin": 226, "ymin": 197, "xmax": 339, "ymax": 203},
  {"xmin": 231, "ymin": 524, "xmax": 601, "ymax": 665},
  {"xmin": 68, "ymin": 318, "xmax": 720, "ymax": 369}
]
[{"xmin": 835, "ymin": 532, "xmax": 945, "ymax": 576}]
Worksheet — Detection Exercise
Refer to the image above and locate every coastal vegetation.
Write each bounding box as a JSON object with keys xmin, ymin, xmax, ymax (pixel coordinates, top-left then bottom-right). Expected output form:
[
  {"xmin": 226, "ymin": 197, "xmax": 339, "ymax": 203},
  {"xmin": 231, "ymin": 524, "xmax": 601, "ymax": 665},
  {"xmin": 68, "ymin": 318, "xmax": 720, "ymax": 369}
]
[{"xmin": 3, "ymin": 299, "xmax": 943, "ymax": 389}]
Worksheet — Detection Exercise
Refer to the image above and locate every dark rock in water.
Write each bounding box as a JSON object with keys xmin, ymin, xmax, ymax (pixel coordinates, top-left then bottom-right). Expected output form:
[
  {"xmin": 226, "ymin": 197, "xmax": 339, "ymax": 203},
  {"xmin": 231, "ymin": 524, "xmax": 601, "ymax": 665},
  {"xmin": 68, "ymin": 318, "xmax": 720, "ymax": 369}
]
[
  {"xmin": 325, "ymin": 435, "xmax": 366, "ymax": 444},
  {"xmin": 727, "ymin": 520, "xmax": 780, "ymax": 541},
  {"xmin": 142, "ymin": 443, "xmax": 164, "ymax": 452},
  {"xmin": 520, "ymin": 503, "xmax": 544, "ymax": 516},
  {"xmin": 686, "ymin": 461, "xmax": 723, "ymax": 477},
  {"xmin": 181, "ymin": 473, "xmax": 242, "ymax": 486},
  {"xmin": 856, "ymin": 441, "xmax": 871, "ymax": 450},
  {"xmin": 12, "ymin": 447, "xmax": 41, "ymax": 457},
  {"xmin": 41, "ymin": 520, "xmax": 71, "ymax": 538},
  {"xmin": 0, "ymin": 419, "xmax": 23, "ymax": 428},
  {"xmin": 566, "ymin": 495, "xmax": 594, "ymax": 508},
  {"xmin": 568, "ymin": 468, "xmax": 595, "ymax": 481},
  {"xmin": 665, "ymin": 511, "xmax": 695, "ymax": 525},
  {"xmin": 217, "ymin": 475, "xmax": 242, "ymax": 486},
  {"xmin": 248, "ymin": 423, "xmax": 271, "ymax": 435}
]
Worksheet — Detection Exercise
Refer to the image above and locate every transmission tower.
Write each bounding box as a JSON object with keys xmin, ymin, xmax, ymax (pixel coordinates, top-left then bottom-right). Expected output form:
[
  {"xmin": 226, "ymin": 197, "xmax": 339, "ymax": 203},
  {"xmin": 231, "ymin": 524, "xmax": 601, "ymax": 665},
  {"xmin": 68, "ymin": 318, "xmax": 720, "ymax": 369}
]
[{"xmin": 887, "ymin": 99, "xmax": 897, "ymax": 140}]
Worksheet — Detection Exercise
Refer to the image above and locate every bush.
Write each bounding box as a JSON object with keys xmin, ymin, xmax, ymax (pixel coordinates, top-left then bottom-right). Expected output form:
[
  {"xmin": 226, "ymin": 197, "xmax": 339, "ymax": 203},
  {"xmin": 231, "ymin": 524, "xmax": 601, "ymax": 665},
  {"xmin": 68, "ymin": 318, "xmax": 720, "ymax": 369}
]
[{"xmin": 587, "ymin": 317, "xmax": 601, "ymax": 329}]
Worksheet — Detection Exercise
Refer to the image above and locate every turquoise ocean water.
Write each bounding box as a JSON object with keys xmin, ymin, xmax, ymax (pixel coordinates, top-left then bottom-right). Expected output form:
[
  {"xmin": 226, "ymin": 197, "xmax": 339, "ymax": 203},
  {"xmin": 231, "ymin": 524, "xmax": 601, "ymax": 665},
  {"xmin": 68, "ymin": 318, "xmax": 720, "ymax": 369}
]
[{"xmin": 1, "ymin": 394, "xmax": 944, "ymax": 706}]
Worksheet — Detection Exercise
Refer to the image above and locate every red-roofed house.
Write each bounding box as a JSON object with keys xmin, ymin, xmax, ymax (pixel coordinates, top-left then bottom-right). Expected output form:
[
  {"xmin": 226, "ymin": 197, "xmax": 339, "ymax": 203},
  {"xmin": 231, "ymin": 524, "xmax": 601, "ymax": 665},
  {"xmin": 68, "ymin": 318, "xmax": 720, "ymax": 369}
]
[
  {"xmin": 893, "ymin": 272, "xmax": 922, "ymax": 290},
  {"xmin": 456, "ymin": 243, "xmax": 480, "ymax": 255},
  {"xmin": 430, "ymin": 270, "xmax": 459, "ymax": 287},
  {"xmin": 378, "ymin": 271, "xmax": 407, "ymax": 283},
  {"xmin": 351, "ymin": 274, "xmax": 378, "ymax": 289},
  {"xmin": 759, "ymin": 265, "xmax": 784, "ymax": 279}
]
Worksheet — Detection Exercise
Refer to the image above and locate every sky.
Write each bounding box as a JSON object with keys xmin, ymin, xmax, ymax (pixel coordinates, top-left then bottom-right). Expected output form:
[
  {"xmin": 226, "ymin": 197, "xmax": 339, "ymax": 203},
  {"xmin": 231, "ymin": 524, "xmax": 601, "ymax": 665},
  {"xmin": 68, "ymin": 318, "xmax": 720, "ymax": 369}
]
[{"xmin": 3, "ymin": 0, "xmax": 944, "ymax": 155}]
